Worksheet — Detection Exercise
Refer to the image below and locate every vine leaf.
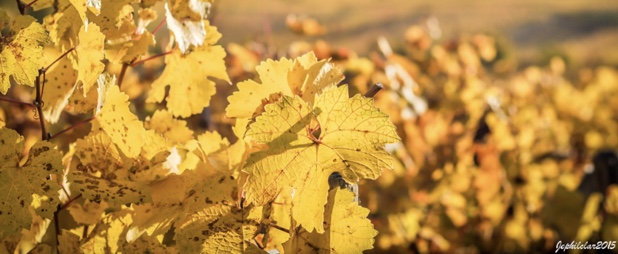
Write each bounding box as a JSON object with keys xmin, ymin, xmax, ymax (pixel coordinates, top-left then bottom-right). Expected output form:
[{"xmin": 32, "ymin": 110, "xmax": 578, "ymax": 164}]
[
  {"xmin": 68, "ymin": 0, "xmax": 102, "ymax": 25},
  {"xmin": 146, "ymin": 21, "xmax": 229, "ymax": 117},
  {"xmin": 0, "ymin": 12, "xmax": 50, "ymax": 94},
  {"xmin": 69, "ymin": 128, "xmax": 176, "ymax": 205},
  {"xmin": 41, "ymin": 49, "xmax": 78, "ymax": 123},
  {"xmin": 283, "ymin": 188, "xmax": 378, "ymax": 253},
  {"xmin": 44, "ymin": 0, "xmax": 82, "ymax": 51},
  {"xmin": 243, "ymin": 85, "xmax": 399, "ymax": 233},
  {"xmin": 226, "ymin": 51, "xmax": 343, "ymax": 118},
  {"xmin": 165, "ymin": 0, "xmax": 212, "ymax": 53},
  {"xmin": 106, "ymin": 30, "xmax": 155, "ymax": 64},
  {"xmin": 0, "ymin": 128, "xmax": 62, "ymax": 238},
  {"xmin": 145, "ymin": 109, "xmax": 194, "ymax": 144},
  {"xmin": 58, "ymin": 230, "xmax": 81, "ymax": 254},
  {"xmin": 80, "ymin": 210, "xmax": 132, "ymax": 253},
  {"xmin": 174, "ymin": 204, "xmax": 266, "ymax": 254},
  {"xmin": 129, "ymin": 170, "xmax": 237, "ymax": 240},
  {"xmin": 87, "ymin": 0, "xmax": 137, "ymax": 41},
  {"xmin": 76, "ymin": 22, "xmax": 105, "ymax": 96},
  {"xmin": 95, "ymin": 83, "xmax": 147, "ymax": 158}
]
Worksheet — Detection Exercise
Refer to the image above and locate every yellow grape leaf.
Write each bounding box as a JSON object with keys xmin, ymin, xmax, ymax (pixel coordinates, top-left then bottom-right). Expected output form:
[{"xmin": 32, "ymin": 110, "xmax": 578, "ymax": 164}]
[
  {"xmin": 75, "ymin": 23, "xmax": 105, "ymax": 96},
  {"xmin": 129, "ymin": 170, "xmax": 238, "ymax": 239},
  {"xmin": 145, "ymin": 109, "xmax": 194, "ymax": 144},
  {"xmin": 226, "ymin": 51, "xmax": 343, "ymax": 118},
  {"xmin": 66, "ymin": 200, "xmax": 109, "ymax": 225},
  {"xmin": 283, "ymin": 189, "xmax": 377, "ymax": 253},
  {"xmin": 262, "ymin": 186, "xmax": 294, "ymax": 252},
  {"xmin": 243, "ymin": 85, "xmax": 399, "ymax": 233},
  {"xmin": 289, "ymin": 51, "xmax": 344, "ymax": 103},
  {"xmin": 69, "ymin": 171, "xmax": 152, "ymax": 204},
  {"xmin": 73, "ymin": 130, "xmax": 123, "ymax": 178},
  {"xmin": 70, "ymin": 73, "xmax": 112, "ymax": 114},
  {"xmin": 70, "ymin": 129, "xmax": 176, "ymax": 204},
  {"xmin": 122, "ymin": 235, "xmax": 178, "ymax": 254},
  {"xmin": 146, "ymin": 21, "xmax": 229, "ymax": 117},
  {"xmin": 58, "ymin": 230, "xmax": 81, "ymax": 254},
  {"xmin": 191, "ymin": 131, "xmax": 232, "ymax": 172},
  {"xmin": 0, "ymin": 13, "xmax": 50, "ymax": 94},
  {"xmin": 13, "ymin": 207, "xmax": 51, "ymax": 254},
  {"xmin": 165, "ymin": 0, "xmax": 212, "ymax": 53},
  {"xmin": 80, "ymin": 210, "xmax": 132, "ymax": 254},
  {"xmin": 41, "ymin": 49, "xmax": 78, "ymax": 123},
  {"xmin": 68, "ymin": 0, "xmax": 101, "ymax": 25},
  {"xmin": 87, "ymin": 0, "xmax": 137, "ymax": 41},
  {"xmin": 105, "ymin": 31, "xmax": 155, "ymax": 64},
  {"xmin": 95, "ymin": 84, "xmax": 147, "ymax": 158},
  {"xmin": 0, "ymin": 128, "xmax": 62, "ymax": 238},
  {"xmin": 44, "ymin": 0, "xmax": 83, "ymax": 51},
  {"xmin": 175, "ymin": 205, "xmax": 265, "ymax": 254}
]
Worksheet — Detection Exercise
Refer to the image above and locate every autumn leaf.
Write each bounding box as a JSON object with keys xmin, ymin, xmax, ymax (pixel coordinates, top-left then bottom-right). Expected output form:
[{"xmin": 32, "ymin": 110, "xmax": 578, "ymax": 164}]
[
  {"xmin": 145, "ymin": 109, "xmax": 194, "ymax": 144},
  {"xmin": 105, "ymin": 31, "xmax": 155, "ymax": 64},
  {"xmin": 0, "ymin": 12, "xmax": 50, "ymax": 94},
  {"xmin": 69, "ymin": 128, "xmax": 177, "ymax": 205},
  {"xmin": 68, "ymin": 0, "xmax": 102, "ymax": 25},
  {"xmin": 44, "ymin": 0, "xmax": 82, "ymax": 51},
  {"xmin": 129, "ymin": 170, "xmax": 239, "ymax": 241},
  {"xmin": 0, "ymin": 128, "xmax": 62, "ymax": 238},
  {"xmin": 243, "ymin": 85, "xmax": 399, "ymax": 233},
  {"xmin": 95, "ymin": 83, "xmax": 147, "ymax": 158},
  {"xmin": 80, "ymin": 210, "xmax": 133, "ymax": 253},
  {"xmin": 283, "ymin": 188, "xmax": 378, "ymax": 253},
  {"xmin": 226, "ymin": 51, "xmax": 344, "ymax": 118},
  {"xmin": 175, "ymin": 205, "xmax": 266, "ymax": 254},
  {"xmin": 87, "ymin": 0, "xmax": 138, "ymax": 41},
  {"xmin": 165, "ymin": 0, "xmax": 212, "ymax": 53},
  {"xmin": 122, "ymin": 235, "xmax": 178, "ymax": 254},
  {"xmin": 41, "ymin": 48, "xmax": 78, "ymax": 123},
  {"xmin": 75, "ymin": 23, "xmax": 105, "ymax": 96},
  {"xmin": 146, "ymin": 21, "xmax": 229, "ymax": 117}
]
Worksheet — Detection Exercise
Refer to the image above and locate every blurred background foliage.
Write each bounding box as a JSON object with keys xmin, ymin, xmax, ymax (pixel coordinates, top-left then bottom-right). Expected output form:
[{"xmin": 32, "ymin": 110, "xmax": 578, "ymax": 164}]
[{"xmin": 1, "ymin": 0, "xmax": 618, "ymax": 252}]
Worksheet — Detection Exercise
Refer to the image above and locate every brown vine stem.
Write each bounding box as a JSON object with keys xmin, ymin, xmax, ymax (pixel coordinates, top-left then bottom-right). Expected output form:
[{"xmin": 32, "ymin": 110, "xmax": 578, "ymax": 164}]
[
  {"xmin": 34, "ymin": 69, "xmax": 48, "ymax": 140},
  {"xmin": 152, "ymin": 17, "xmax": 166, "ymax": 34},
  {"xmin": 117, "ymin": 63, "xmax": 129, "ymax": 88},
  {"xmin": 60, "ymin": 193, "xmax": 82, "ymax": 211},
  {"xmin": 16, "ymin": 0, "xmax": 26, "ymax": 14},
  {"xmin": 131, "ymin": 51, "xmax": 172, "ymax": 67},
  {"xmin": 54, "ymin": 193, "xmax": 82, "ymax": 254},
  {"xmin": 364, "ymin": 82, "xmax": 384, "ymax": 98},
  {"xmin": 23, "ymin": 0, "xmax": 38, "ymax": 12},
  {"xmin": 49, "ymin": 115, "xmax": 96, "ymax": 140},
  {"xmin": 0, "ymin": 97, "xmax": 35, "ymax": 107},
  {"xmin": 269, "ymin": 223, "xmax": 290, "ymax": 234},
  {"xmin": 43, "ymin": 47, "xmax": 75, "ymax": 72}
]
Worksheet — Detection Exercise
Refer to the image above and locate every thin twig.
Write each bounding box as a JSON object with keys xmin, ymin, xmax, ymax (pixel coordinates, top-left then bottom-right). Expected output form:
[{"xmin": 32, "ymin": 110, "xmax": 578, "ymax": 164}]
[
  {"xmin": 43, "ymin": 47, "xmax": 75, "ymax": 72},
  {"xmin": 117, "ymin": 63, "xmax": 129, "ymax": 88},
  {"xmin": 364, "ymin": 83, "xmax": 384, "ymax": 98},
  {"xmin": 16, "ymin": 0, "xmax": 26, "ymax": 14},
  {"xmin": 60, "ymin": 193, "xmax": 83, "ymax": 210},
  {"xmin": 82, "ymin": 225, "xmax": 89, "ymax": 239},
  {"xmin": 0, "ymin": 97, "xmax": 35, "ymax": 107},
  {"xmin": 23, "ymin": 0, "xmax": 39, "ymax": 12},
  {"xmin": 34, "ymin": 69, "xmax": 48, "ymax": 140},
  {"xmin": 49, "ymin": 116, "xmax": 96, "ymax": 140},
  {"xmin": 54, "ymin": 204, "xmax": 61, "ymax": 254},
  {"xmin": 152, "ymin": 17, "xmax": 166, "ymax": 34},
  {"xmin": 131, "ymin": 51, "xmax": 172, "ymax": 67},
  {"xmin": 269, "ymin": 223, "xmax": 290, "ymax": 234}
]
